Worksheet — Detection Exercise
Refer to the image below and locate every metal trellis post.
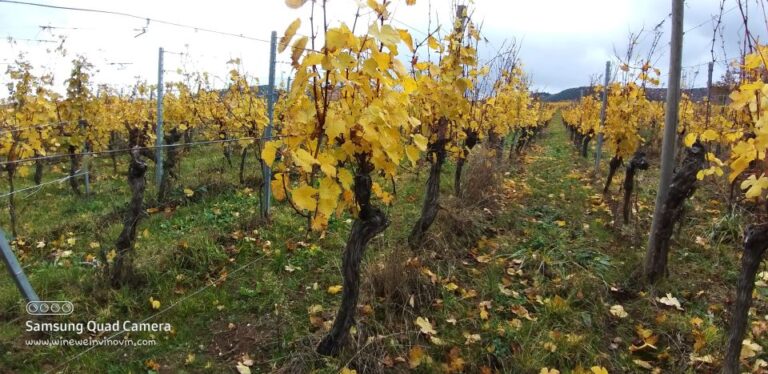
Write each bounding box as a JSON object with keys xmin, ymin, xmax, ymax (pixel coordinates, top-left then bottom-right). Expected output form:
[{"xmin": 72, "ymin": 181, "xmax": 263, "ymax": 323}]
[
  {"xmin": 261, "ymin": 32, "xmax": 277, "ymax": 219},
  {"xmin": 0, "ymin": 229, "xmax": 39, "ymax": 302},
  {"xmin": 155, "ymin": 47, "xmax": 165, "ymax": 189}
]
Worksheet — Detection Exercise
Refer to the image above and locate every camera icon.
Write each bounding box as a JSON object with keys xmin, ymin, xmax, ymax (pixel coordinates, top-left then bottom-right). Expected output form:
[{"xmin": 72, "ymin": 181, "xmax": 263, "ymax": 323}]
[{"xmin": 26, "ymin": 301, "xmax": 73, "ymax": 315}]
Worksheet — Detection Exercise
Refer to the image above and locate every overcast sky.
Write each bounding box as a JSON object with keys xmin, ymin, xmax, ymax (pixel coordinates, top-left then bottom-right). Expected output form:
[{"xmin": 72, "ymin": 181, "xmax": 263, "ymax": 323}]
[{"xmin": 0, "ymin": 0, "xmax": 766, "ymax": 97}]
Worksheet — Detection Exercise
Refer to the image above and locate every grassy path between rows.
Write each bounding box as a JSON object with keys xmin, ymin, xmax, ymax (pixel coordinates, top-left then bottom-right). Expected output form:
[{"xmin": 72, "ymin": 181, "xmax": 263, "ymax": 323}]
[{"xmin": 0, "ymin": 113, "xmax": 753, "ymax": 373}]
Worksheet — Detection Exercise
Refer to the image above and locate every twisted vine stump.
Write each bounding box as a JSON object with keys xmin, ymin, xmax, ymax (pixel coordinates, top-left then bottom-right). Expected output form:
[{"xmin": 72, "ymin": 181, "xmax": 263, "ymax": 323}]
[
  {"xmin": 5, "ymin": 164, "xmax": 17, "ymax": 237},
  {"xmin": 68, "ymin": 144, "xmax": 82, "ymax": 196},
  {"xmin": 488, "ymin": 131, "xmax": 504, "ymax": 164},
  {"xmin": 109, "ymin": 131, "xmax": 119, "ymax": 173},
  {"xmin": 409, "ymin": 118, "xmax": 448, "ymax": 249},
  {"xmin": 603, "ymin": 156, "xmax": 623, "ymax": 194},
  {"xmin": 574, "ymin": 131, "xmax": 584, "ymax": 150},
  {"xmin": 239, "ymin": 146, "xmax": 249, "ymax": 185},
  {"xmin": 108, "ymin": 148, "xmax": 147, "ymax": 288},
  {"xmin": 158, "ymin": 128, "xmax": 183, "ymax": 201},
  {"xmin": 622, "ymin": 151, "xmax": 649, "ymax": 224},
  {"xmin": 34, "ymin": 159, "xmax": 43, "ymax": 186},
  {"xmin": 723, "ymin": 223, "xmax": 768, "ymax": 374},
  {"xmin": 581, "ymin": 130, "xmax": 594, "ymax": 158},
  {"xmin": 643, "ymin": 141, "xmax": 705, "ymax": 284},
  {"xmin": 454, "ymin": 130, "xmax": 478, "ymax": 196},
  {"xmin": 317, "ymin": 166, "xmax": 388, "ymax": 356},
  {"xmin": 515, "ymin": 129, "xmax": 533, "ymax": 154}
]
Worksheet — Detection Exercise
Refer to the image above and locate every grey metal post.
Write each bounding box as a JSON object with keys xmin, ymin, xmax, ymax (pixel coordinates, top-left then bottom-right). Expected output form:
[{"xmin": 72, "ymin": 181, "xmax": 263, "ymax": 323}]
[
  {"xmin": 261, "ymin": 32, "xmax": 277, "ymax": 219},
  {"xmin": 647, "ymin": 0, "xmax": 684, "ymax": 263},
  {"xmin": 0, "ymin": 229, "xmax": 39, "ymax": 302},
  {"xmin": 83, "ymin": 141, "xmax": 90, "ymax": 196},
  {"xmin": 705, "ymin": 61, "xmax": 714, "ymax": 126},
  {"xmin": 594, "ymin": 60, "xmax": 611, "ymax": 173},
  {"xmin": 155, "ymin": 47, "xmax": 165, "ymax": 188},
  {"xmin": 81, "ymin": 120, "xmax": 91, "ymax": 196}
]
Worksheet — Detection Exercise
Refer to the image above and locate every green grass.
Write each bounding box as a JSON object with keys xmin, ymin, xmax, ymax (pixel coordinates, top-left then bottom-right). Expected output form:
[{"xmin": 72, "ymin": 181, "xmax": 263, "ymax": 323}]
[{"xmin": 0, "ymin": 114, "xmax": 761, "ymax": 373}]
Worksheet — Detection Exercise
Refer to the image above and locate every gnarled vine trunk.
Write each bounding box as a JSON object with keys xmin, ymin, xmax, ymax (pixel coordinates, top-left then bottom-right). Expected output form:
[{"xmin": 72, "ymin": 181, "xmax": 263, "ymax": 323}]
[
  {"xmin": 603, "ymin": 156, "xmax": 622, "ymax": 194},
  {"xmin": 6, "ymin": 166, "xmax": 17, "ymax": 238},
  {"xmin": 239, "ymin": 146, "xmax": 249, "ymax": 185},
  {"xmin": 454, "ymin": 130, "xmax": 478, "ymax": 196},
  {"xmin": 109, "ymin": 148, "xmax": 147, "ymax": 288},
  {"xmin": 622, "ymin": 151, "xmax": 649, "ymax": 224},
  {"xmin": 643, "ymin": 141, "xmax": 705, "ymax": 284},
  {"xmin": 409, "ymin": 119, "xmax": 448, "ymax": 249},
  {"xmin": 317, "ymin": 165, "xmax": 388, "ymax": 356},
  {"xmin": 581, "ymin": 130, "xmax": 594, "ymax": 158},
  {"xmin": 34, "ymin": 159, "xmax": 43, "ymax": 186},
  {"xmin": 515, "ymin": 130, "xmax": 530, "ymax": 154},
  {"xmin": 109, "ymin": 131, "xmax": 119, "ymax": 174},
  {"xmin": 487, "ymin": 131, "xmax": 504, "ymax": 163},
  {"xmin": 222, "ymin": 131, "xmax": 234, "ymax": 167},
  {"xmin": 158, "ymin": 129, "xmax": 183, "ymax": 201},
  {"xmin": 723, "ymin": 223, "xmax": 768, "ymax": 374},
  {"xmin": 68, "ymin": 145, "xmax": 82, "ymax": 196}
]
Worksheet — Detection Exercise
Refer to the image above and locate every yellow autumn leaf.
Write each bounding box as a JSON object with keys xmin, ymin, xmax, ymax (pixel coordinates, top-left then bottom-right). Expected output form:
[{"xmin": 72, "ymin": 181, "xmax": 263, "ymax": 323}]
[
  {"xmin": 285, "ymin": 0, "xmax": 308, "ymax": 9},
  {"xmin": 291, "ymin": 184, "xmax": 317, "ymax": 212},
  {"xmin": 540, "ymin": 368, "xmax": 560, "ymax": 374},
  {"xmin": 409, "ymin": 346, "xmax": 427, "ymax": 368},
  {"xmin": 656, "ymin": 293, "xmax": 683, "ymax": 311},
  {"xmin": 632, "ymin": 359, "xmax": 653, "ymax": 369},
  {"xmin": 742, "ymin": 339, "xmax": 764, "ymax": 359},
  {"xmin": 339, "ymin": 367, "xmax": 357, "ymax": 374},
  {"xmin": 405, "ymin": 144, "xmax": 421, "ymax": 166},
  {"xmin": 366, "ymin": 0, "xmax": 384, "ymax": 14},
  {"xmin": 106, "ymin": 249, "xmax": 117, "ymax": 263},
  {"xmin": 271, "ymin": 173, "xmax": 287, "ymax": 201},
  {"xmin": 293, "ymin": 148, "xmax": 318, "ymax": 172},
  {"xmin": 700, "ymin": 129, "xmax": 718, "ymax": 142},
  {"xmin": 398, "ymin": 29, "xmax": 414, "ymax": 52},
  {"xmin": 427, "ymin": 35, "xmax": 440, "ymax": 50},
  {"xmin": 279, "ymin": 18, "xmax": 301, "ymax": 53},
  {"xmin": 149, "ymin": 297, "xmax": 161, "ymax": 310},
  {"xmin": 184, "ymin": 188, "xmax": 194, "ymax": 197},
  {"xmin": 291, "ymin": 36, "xmax": 309, "ymax": 67},
  {"xmin": 741, "ymin": 174, "xmax": 768, "ymax": 199},
  {"xmin": 327, "ymin": 285, "xmax": 343, "ymax": 295},
  {"xmin": 337, "ymin": 169, "xmax": 354, "ymax": 191},
  {"xmin": 235, "ymin": 362, "xmax": 251, "ymax": 374},
  {"xmin": 317, "ymin": 153, "xmax": 337, "ymax": 178},
  {"xmin": 609, "ymin": 305, "xmax": 628, "ymax": 318},
  {"xmin": 590, "ymin": 366, "xmax": 609, "ymax": 374},
  {"xmin": 317, "ymin": 177, "xmax": 341, "ymax": 217},
  {"xmin": 325, "ymin": 115, "xmax": 346, "ymax": 140},
  {"xmin": 261, "ymin": 141, "xmax": 280, "ymax": 167},
  {"xmin": 415, "ymin": 316, "xmax": 437, "ymax": 335},
  {"xmin": 412, "ymin": 134, "xmax": 428, "ymax": 151},
  {"xmin": 729, "ymin": 156, "xmax": 751, "ymax": 182},
  {"xmin": 684, "ymin": 133, "xmax": 697, "ymax": 148},
  {"xmin": 464, "ymin": 332, "xmax": 481, "ymax": 345}
]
